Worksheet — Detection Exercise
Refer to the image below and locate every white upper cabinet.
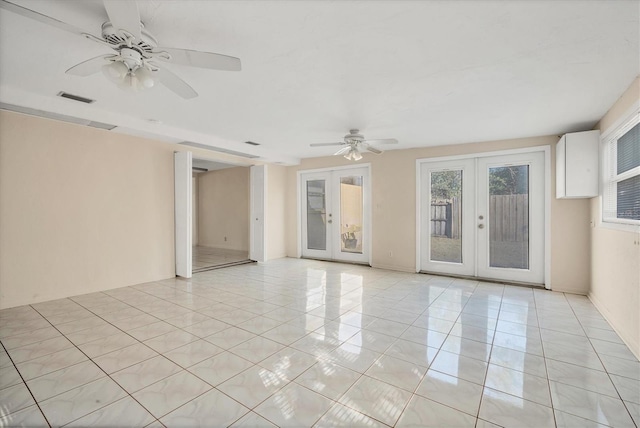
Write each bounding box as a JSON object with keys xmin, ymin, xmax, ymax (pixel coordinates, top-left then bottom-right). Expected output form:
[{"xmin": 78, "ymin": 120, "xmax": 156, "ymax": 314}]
[{"xmin": 556, "ymin": 130, "xmax": 600, "ymax": 199}]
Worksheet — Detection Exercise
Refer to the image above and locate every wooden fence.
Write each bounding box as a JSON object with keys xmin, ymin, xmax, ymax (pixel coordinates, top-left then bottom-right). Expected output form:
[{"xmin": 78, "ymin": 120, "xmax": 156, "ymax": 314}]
[
  {"xmin": 489, "ymin": 194, "xmax": 528, "ymax": 242},
  {"xmin": 431, "ymin": 197, "xmax": 461, "ymax": 239},
  {"xmin": 431, "ymin": 194, "xmax": 528, "ymax": 242}
]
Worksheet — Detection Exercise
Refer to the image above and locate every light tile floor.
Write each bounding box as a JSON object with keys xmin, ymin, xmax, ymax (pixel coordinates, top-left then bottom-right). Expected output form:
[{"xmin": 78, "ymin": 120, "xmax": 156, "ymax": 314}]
[
  {"xmin": 192, "ymin": 246, "xmax": 251, "ymax": 272},
  {"xmin": 1, "ymin": 258, "xmax": 638, "ymax": 427}
]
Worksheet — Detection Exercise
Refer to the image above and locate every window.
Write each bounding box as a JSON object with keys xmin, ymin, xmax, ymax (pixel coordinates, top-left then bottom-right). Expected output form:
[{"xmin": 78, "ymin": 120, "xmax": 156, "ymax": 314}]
[{"xmin": 602, "ymin": 112, "xmax": 640, "ymax": 224}]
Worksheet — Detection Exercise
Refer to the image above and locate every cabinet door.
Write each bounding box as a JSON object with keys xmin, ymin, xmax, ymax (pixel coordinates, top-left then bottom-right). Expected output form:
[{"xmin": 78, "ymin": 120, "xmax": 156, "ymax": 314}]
[
  {"xmin": 556, "ymin": 130, "xmax": 599, "ymax": 199},
  {"xmin": 565, "ymin": 132, "xmax": 599, "ymax": 198}
]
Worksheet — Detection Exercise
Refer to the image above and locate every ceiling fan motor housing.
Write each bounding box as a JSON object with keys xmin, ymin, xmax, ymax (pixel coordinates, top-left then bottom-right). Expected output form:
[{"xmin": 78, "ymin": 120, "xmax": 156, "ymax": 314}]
[
  {"xmin": 345, "ymin": 129, "xmax": 364, "ymax": 144},
  {"xmin": 101, "ymin": 21, "xmax": 158, "ymax": 54}
]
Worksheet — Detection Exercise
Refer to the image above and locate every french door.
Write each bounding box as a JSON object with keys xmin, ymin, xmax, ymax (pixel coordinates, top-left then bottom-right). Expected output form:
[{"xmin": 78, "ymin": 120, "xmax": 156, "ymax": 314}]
[
  {"xmin": 419, "ymin": 151, "xmax": 545, "ymax": 285},
  {"xmin": 301, "ymin": 167, "xmax": 370, "ymax": 264}
]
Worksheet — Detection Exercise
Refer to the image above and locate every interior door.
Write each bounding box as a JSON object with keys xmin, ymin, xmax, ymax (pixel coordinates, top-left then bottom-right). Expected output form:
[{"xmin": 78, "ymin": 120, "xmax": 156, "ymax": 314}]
[
  {"xmin": 420, "ymin": 151, "xmax": 545, "ymax": 285},
  {"xmin": 174, "ymin": 151, "xmax": 192, "ymax": 278},
  {"xmin": 301, "ymin": 167, "xmax": 369, "ymax": 264}
]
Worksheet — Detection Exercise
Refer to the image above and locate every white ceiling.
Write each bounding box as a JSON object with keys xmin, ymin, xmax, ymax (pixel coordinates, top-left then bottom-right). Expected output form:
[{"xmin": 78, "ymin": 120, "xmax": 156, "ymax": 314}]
[{"xmin": 1, "ymin": 0, "xmax": 638, "ymax": 164}]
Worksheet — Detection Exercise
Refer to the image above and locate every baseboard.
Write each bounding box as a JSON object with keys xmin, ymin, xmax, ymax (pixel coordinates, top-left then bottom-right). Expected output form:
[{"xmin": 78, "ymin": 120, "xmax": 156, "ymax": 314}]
[
  {"xmin": 588, "ymin": 292, "xmax": 640, "ymax": 361},
  {"xmin": 549, "ymin": 287, "xmax": 588, "ymax": 296}
]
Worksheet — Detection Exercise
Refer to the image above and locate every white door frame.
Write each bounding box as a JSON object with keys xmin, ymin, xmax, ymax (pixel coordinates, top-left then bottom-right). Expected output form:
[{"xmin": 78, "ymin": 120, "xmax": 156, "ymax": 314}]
[
  {"xmin": 174, "ymin": 153, "xmax": 266, "ymax": 276},
  {"xmin": 250, "ymin": 165, "xmax": 267, "ymax": 262},
  {"xmin": 416, "ymin": 146, "xmax": 551, "ymax": 289},
  {"xmin": 297, "ymin": 164, "xmax": 372, "ymax": 265},
  {"xmin": 174, "ymin": 151, "xmax": 193, "ymax": 278}
]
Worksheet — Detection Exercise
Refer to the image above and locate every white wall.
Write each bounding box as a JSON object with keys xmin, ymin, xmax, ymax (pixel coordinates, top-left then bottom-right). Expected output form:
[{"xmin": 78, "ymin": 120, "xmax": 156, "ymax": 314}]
[{"xmin": 589, "ymin": 76, "xmax": 640, "ymax": 359}]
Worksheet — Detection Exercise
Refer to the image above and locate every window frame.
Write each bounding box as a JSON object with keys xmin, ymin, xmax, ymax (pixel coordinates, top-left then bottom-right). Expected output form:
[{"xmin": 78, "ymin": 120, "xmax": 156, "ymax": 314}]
[{"xmin": 601, "ymin": 107, "xmax": 640, "ymax": 228}]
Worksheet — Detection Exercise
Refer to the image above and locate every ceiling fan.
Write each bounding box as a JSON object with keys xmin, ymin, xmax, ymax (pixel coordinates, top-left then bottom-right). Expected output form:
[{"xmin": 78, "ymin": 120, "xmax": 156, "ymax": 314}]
[
  {"xmin": 0, "ymin": 0, "xmax": 241, "ymax": 99},
  {"xmin": 310, "ymin": 129, "xmax": 398, "ymax": 160}
]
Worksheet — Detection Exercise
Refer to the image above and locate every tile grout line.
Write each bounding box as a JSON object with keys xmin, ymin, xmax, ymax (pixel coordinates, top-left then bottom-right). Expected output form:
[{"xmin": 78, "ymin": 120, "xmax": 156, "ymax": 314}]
[
  {"xmin": 0, "ymin": 338, "xmax": 52, "ymax": 428},
  {"xmin": 26, "ymin": 304, "xmax": 166, "ymax": 427},
  {"xmin": 534, "ymin": 288, "xmax": 556, "ymax": 428},
  {"xmin": 564, "ymin": 292, "xmax": 638, "ymax": 426},
  {"xmin": 472, "ymin": 280, "xmax": 505, "ymax": 428}
]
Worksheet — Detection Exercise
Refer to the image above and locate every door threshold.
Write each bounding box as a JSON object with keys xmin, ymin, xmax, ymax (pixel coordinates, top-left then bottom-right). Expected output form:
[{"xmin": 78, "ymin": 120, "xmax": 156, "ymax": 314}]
[
  {"xmin": 193, "ymin": 260, "xmax": 255, "ymax": 273},
  {"xmin": 419, "ymin": 270, "xmax": 546, "ymax": 289},
  {"xmin": 301, "ymin": 257, "xmax": 371, "ymax": 267}
]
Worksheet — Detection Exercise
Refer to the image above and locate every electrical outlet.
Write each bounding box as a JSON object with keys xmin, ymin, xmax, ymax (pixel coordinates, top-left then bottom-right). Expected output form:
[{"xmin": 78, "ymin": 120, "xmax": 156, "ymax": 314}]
[{"xmin": 224, "ymin": 236, "xmax": 227, "ymax": 241}]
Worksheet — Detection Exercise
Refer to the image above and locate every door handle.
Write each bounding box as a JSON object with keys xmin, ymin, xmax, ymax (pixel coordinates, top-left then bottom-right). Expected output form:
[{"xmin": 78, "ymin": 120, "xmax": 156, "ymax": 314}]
[{"xmin": 478, "ymin": 224, "xmax": 484, "ymax": 229}]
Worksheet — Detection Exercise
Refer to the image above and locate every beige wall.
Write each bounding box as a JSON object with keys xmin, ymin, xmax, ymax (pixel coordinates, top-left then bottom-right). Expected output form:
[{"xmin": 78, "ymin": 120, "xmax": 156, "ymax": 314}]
[
  {"xmin": 590, "ymin": 76, "xmax": 640, "ymax": 359},
  {"xmin": 197, "ymin": 167, "xmax": 250, "ymax": 251},
  {"xmin": 286, "ymin": 136, "xmax": 592, "ymax": 293},
  {"xmin": 0, "ymin": 110, "xmax": 176, "ymax": 309},
  {"xmin": 266, "ymin": 164, "xmax": 288, "ymax": 260}
]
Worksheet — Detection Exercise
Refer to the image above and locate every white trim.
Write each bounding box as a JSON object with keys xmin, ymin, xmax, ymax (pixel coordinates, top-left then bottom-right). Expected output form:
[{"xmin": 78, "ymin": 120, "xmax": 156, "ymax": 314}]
[
  {"xmin": 174, "ymin": 151, "xmax": 193, "ymax": 278},
  {"xmin": 297, "ymin": 163, "xmax": 372, "ymax": 175},
  {"xmin": 297, "ymin": 164, "xmax": 372, "ymax": 265},
  {"xmin": 249, "ymin": 165, "xmax": 267, "ymax": 262},
  {"xmin": 600, "ymin": 106, "xmax": 640, "ymax": 229},
  {"xmin": 415, "ymin": 145, "xmax": 550, "ymax": 288},
  {"xmin": 473, "ymin": 157, "xmax": 479, "ymax": 277},
  {"xmin": 264, "ymin": 167, "xmax": 268, "ymax": 261},
  {"xmin": 415, "ymin": 159, "xmax": 421, "ymax": 272},
  {"xmin": 544, "ymin": 146, "xmax": 552, "ymax": 290},
  {"xmin": 416, "ymin": 146, "xmax": 551, "ymax": 165},
  {"xmin": 600, "ymin": 101, "xmax": 640, "ymax": 142},
  {"xmin": 589, "ymin": 291, "xmax": 640, "ymax": 361},
  {"xmin": 366, "ymin": 166, "xmax": 373, "ymax": 265},
  {"xmin": 296, "ymin": 170, "xmax": 302, "ymax": 258}
]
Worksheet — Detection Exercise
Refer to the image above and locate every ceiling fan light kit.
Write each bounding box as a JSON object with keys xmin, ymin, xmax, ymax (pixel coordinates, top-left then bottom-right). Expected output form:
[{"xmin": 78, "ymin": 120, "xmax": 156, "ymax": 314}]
[
  {"xmin": 0, "ymin": 0, "xmax": 242, "ymax": 99},
  {"xmin": 310, "ymin": 129, "xmax": 399, "ymax": 160},
  {"xmin": 344, "ymin": 147, "xmax": 363, "ymax": 161},
  {"xmin": 101, "ymin": 60, "xmax": 155, "ymax": 92}
]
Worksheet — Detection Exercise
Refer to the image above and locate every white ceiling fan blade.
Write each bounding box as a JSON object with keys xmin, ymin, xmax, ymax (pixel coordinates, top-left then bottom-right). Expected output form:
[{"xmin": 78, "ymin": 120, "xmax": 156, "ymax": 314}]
[
  {"xmin": 334, "ymin": 146, "xmax": 352, "ymax": 156},
  {"xmin": 66, "ymin": 55, "xmax": 110, "ymax": 76},
  {"xmin": 103, "ymin": 0, "xmax": 141, "ymax": 40},
  {"xmin": 155, "ymin": 47, "xmax": 241, "ymax": 71},
  {"xmin": 0, "ymin": 0, "xmax": 90, "ymax": 36},
  {"xmin": 155, "ymin": 67, "xmax": 198, "ymax": 99},
  {"xmin": 363, "ymin": 138, "xmax": 398, "ymax": 145},
  {"xmin": 362, "ymin": 143, "xmax": 383, "ymax": 155},
  {"xmin": 310, "ymin": 142, "xmax": 344, "ymax": 147}
]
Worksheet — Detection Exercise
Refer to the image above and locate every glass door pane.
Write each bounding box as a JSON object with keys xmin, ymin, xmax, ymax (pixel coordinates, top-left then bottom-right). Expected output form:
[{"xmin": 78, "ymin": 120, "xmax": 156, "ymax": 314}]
[
  {"xmin": 430, "ymin": 170, "xmax": 462, "ymax": 263},
  {"xmin": 420, "ymin": 159, "xmax": 475, "ymax": 277},
  {"xmin": 306, "ymin": 179, "xmax": 327, "ymax": 250},
  {"xmin": 477, "ymin": 151, "xmax": 544, "ymax": 284},
  {"xmin": 340, "ymin": 176, "xmax": 363, "ymax": 254},
  {"xmin": 488, "ymin": 165, "xmax": 529, "ymax": 269}
]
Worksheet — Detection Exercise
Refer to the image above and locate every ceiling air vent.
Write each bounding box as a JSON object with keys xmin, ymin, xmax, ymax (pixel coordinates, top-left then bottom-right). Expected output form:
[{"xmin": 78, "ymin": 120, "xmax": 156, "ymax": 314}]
[
  {"xmin": 57, "ymin": 91, "xmax": 95, "ymax": 104},
  {"xmin": 179, "ymin": 141, "xmax": 260, "ymax": 159}
]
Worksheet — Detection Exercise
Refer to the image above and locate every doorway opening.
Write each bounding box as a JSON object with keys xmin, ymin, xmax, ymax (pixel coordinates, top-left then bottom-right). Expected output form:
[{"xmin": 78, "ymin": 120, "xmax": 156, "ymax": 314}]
[{"xmin": 192, "ymin": 158, "xmax": 252, "ymax": 272}]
